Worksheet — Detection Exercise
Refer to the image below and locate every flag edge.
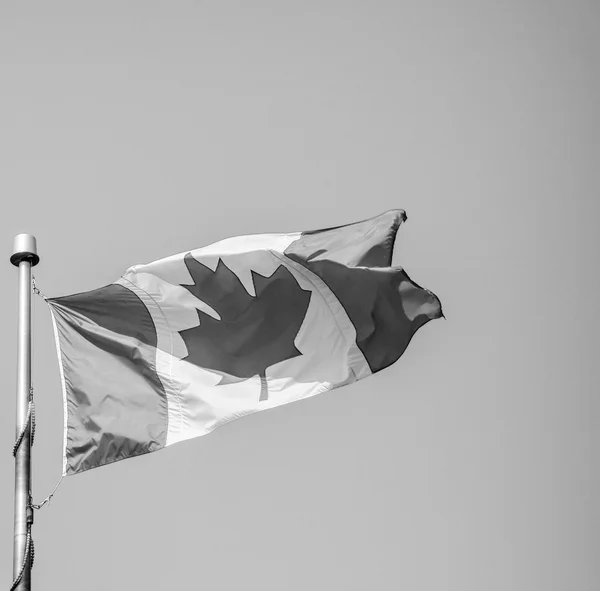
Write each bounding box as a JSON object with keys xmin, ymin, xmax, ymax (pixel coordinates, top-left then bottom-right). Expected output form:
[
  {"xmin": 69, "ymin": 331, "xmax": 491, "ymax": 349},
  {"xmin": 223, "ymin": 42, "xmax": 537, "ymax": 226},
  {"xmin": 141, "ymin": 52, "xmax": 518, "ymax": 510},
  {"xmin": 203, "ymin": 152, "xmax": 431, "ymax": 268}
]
[{"xmin": 48, "ymin": 303, "xmax": 69, "ymax": 477}]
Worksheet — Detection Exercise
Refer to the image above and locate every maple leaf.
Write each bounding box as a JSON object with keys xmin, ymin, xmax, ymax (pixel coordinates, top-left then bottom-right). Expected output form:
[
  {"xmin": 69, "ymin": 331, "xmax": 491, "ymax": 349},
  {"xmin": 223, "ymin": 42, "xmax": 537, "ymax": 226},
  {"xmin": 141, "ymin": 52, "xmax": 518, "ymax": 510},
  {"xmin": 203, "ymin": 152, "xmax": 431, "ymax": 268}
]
[{"xmin": 179, "ymin": 254, "xmax": 312, "ymax": 401}]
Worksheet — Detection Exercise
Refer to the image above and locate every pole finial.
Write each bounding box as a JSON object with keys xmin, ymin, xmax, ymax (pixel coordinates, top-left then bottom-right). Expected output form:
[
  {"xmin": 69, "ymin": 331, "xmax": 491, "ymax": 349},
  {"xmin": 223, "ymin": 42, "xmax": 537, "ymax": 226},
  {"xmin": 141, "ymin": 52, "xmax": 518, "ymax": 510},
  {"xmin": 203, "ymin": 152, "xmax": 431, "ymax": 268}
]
[{"xmin": 10, "ymin": 234, "xmax": 39, "ymax": 267}]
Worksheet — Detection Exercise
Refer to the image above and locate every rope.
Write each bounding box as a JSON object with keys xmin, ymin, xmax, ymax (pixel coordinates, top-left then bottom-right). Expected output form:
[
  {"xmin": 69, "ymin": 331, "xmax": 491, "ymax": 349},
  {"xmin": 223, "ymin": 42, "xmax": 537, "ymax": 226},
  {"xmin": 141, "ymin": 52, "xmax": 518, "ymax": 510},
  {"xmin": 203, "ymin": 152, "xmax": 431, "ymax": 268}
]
[
  {"xmin": 30, "ymin": 400, "xmax": 35, "ymax": 447},
  {"xmin": 30, "ymin": 475, "xmax": 64, "ymax": 511},
  {"xmin": 10, "ymin": 492, "xmax": 34, "ymax": 590},
  {"xmin": 31, "ymin": 276, "xmax": 47, "ymax": 300},
  {"xmin": 10, "ymin": 277, "xmax": 62, "ymax": 589},
  {"xmin": 9, "ymin": 525, "xmax": 32, "ymax": 591},
  {"xmin": 12, "ymin": 395, "xmax": 34, "ymax": 458},
  {"xmin": 10, "ymin": 388, "xmax": 36, "ymax": 590}
]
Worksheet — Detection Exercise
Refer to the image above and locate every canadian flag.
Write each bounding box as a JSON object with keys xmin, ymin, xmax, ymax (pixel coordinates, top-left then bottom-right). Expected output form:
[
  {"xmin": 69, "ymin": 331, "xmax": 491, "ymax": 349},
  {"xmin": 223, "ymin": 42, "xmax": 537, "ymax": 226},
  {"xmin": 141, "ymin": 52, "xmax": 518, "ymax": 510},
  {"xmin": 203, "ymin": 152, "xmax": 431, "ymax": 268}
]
[{"xmin": 49, "ymin": 210, "xmax": 442, "ymax": 475}]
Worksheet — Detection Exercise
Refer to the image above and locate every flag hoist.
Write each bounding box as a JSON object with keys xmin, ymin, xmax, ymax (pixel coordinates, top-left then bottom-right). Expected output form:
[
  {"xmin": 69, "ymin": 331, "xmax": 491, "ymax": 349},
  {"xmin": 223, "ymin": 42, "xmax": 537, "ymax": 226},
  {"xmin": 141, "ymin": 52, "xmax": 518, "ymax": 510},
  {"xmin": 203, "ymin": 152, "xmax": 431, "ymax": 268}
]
[{"xmin": 10, "ymin": 234, "xmax": 39, "ymax": 591}]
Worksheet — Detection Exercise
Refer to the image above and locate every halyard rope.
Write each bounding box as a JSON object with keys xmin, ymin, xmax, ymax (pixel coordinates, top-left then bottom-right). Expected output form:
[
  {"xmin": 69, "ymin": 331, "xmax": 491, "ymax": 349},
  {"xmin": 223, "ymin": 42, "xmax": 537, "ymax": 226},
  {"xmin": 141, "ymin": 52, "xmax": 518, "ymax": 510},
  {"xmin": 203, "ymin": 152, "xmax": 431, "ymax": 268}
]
[
  {"xmin": 9, "ymin": 525, "xmax": 32, "ymax": 591},
  {"xmin": 12, "ymin": 394, "xmax": 35, "ymax": 458},
  {"xmin": 10, "ymin": 277, "xmax": 61, "ymax": 590},
  {"xmin": 30, "ymin": 474, "xmax": 64, "ymax": 511},
  {"xmin": 31, "ymin": 276, "xmax": 47, "ymax": 300},
  {"xmin": 10, "ymin": 369, "xmax": 36, "ymax": 589}
]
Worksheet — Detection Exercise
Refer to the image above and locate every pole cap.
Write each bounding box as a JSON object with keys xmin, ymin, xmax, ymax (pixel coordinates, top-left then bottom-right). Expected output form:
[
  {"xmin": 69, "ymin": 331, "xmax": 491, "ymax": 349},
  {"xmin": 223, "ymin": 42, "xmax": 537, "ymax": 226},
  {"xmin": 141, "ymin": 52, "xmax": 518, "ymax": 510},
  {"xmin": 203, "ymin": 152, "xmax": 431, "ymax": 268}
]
[{"xmin": 10, "ymin": 234, "xmax": 39, "ymax": 267}]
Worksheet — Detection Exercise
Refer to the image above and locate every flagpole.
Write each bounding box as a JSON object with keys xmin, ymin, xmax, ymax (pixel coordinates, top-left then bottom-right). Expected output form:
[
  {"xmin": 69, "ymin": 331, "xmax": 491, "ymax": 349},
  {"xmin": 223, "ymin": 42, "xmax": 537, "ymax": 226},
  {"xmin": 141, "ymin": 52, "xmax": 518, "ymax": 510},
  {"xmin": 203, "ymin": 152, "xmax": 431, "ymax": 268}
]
[{"xmin": 10, "ymin": 234, "xmax": 39, "ymax": 591}]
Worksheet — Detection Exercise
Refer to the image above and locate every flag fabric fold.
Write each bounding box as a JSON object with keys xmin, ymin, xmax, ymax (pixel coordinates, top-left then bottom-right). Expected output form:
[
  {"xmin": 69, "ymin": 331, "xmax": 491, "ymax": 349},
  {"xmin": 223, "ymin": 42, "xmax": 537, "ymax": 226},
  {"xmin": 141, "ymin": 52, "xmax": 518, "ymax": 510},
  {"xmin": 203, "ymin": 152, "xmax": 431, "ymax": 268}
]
[{"xmin": 49, "ymin": 210, "xmax": 442, "ymax": 475}]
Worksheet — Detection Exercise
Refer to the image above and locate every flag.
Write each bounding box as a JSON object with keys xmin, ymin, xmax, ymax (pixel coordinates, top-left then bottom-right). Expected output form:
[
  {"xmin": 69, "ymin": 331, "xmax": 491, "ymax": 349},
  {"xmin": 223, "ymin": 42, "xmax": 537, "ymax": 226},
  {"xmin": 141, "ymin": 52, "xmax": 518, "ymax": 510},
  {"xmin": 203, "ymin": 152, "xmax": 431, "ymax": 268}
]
[{"xmin": 48, "ymin": 210, "xmax": 443, "ymax": 474}]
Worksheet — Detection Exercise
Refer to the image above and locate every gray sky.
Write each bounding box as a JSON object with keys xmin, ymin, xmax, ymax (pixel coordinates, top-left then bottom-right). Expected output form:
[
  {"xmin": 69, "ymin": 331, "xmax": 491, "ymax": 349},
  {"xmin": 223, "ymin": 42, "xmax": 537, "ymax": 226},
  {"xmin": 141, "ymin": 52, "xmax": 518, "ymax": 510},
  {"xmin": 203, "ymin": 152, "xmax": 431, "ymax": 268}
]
[{"xmin": 1, "ymin": 2, "xmax": 598, "ymax": 590}]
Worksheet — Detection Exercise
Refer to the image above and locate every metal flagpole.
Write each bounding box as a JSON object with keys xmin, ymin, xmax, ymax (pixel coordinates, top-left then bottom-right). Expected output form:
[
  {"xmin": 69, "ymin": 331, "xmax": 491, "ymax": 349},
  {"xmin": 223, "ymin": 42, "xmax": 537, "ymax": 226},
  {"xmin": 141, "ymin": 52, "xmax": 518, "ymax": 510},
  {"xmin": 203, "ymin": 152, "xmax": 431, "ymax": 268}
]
[{"xmin": 10, "ymin": 234, "xmax": 39, "ymax": 591}]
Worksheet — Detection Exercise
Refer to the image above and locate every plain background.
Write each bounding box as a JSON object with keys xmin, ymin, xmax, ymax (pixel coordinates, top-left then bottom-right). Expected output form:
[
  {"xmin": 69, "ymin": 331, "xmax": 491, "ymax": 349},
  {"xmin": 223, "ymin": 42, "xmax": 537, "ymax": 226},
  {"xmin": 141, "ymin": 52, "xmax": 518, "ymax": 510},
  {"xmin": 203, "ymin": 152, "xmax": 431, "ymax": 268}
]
[{"xmin": 1, "ymin": 2, "xmax": 598, "ymax": 590}]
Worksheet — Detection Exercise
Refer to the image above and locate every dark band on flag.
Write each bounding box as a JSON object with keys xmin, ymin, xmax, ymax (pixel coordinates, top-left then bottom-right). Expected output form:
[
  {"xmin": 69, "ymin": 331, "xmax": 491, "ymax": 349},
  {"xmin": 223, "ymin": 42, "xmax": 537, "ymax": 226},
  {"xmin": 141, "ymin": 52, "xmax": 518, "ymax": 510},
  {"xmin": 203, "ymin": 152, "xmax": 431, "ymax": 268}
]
[
  {"xmin": 50, "ymin": 285, "xmax": 167, "ymax": 474},
  {"xmin": 284, "ymin": 210, "xmax": 442, "ymax": 373}
]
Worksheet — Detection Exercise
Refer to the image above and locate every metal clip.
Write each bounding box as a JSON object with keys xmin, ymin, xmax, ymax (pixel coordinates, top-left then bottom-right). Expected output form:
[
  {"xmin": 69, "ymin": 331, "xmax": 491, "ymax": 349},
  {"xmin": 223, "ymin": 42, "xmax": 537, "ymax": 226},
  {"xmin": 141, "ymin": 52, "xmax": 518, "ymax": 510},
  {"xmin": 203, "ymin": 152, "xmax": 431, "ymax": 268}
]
[
  {"xmin": 26, "ymin": 504, "xmax": 34, "ymax": 526},
  {"xmin": 31, "ymin": 276, "xmax": 47, "ymax": 300}
]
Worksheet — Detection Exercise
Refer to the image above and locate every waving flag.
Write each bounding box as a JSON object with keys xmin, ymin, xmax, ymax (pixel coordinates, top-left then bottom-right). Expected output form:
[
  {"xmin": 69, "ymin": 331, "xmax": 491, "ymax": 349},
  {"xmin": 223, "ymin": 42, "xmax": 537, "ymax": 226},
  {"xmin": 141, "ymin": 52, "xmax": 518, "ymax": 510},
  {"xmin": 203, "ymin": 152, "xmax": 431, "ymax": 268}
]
[{"xmin": 49, "ymin": 210, "xmax": 443, "ymax": 474}]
